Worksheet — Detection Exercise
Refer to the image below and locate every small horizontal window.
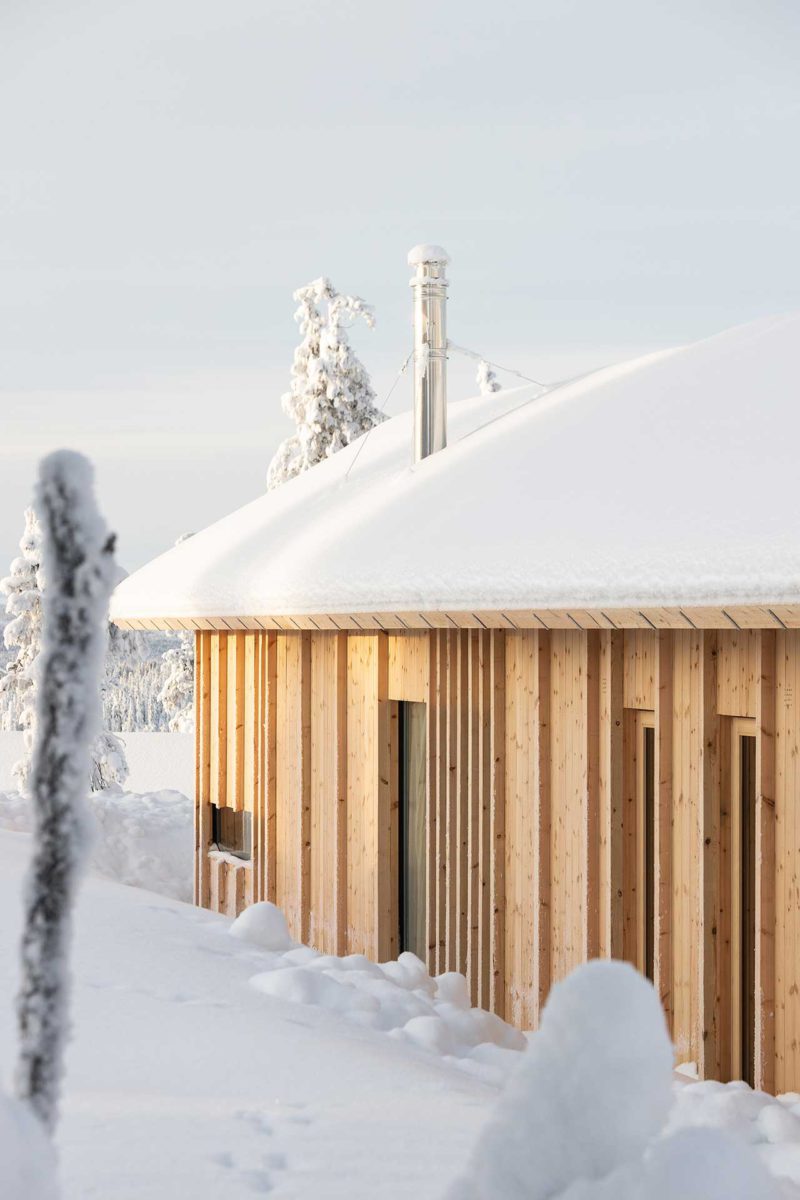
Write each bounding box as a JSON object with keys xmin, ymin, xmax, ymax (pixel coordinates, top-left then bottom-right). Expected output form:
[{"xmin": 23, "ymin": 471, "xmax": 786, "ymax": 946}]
[{"xmin": 211, "ymin": 806, "xmax": 252, "ymax": 861}]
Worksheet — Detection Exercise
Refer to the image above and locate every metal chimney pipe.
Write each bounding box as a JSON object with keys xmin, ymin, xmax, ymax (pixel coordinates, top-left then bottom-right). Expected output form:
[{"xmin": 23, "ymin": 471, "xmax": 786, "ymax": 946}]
[{"xmin": 408, "ymin": 244, "xmax": 449, "ymax": 462}]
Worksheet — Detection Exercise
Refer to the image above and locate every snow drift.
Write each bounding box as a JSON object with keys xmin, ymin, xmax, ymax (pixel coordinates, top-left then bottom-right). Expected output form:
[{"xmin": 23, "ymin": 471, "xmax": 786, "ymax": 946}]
[
  {"xmin": 0, "ymin": 1088, "xmax": 58, "ymax": 1199},
  {"xmin": 233, "ymin": 901, "xmax": 525, "ymax": 1084},
  {"xmin": 0, "ymin": 786, "xmax": 193, "ymax": 901}
]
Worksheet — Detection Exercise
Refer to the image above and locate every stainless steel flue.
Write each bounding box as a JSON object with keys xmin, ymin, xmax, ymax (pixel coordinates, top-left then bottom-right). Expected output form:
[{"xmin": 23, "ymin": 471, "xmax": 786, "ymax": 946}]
[{"xmin": 408, "ymin": 244, "xmax": 449, "ymax": 462}]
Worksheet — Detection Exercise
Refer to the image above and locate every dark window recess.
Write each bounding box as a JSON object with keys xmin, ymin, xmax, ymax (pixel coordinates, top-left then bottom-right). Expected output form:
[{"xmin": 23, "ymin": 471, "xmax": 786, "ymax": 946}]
[
  {"xmin": 642, "ymin": 720, "xmax": 657, "ymax": 984},
  {"xmin": 399, "ymin": 701, "xmax": 427, "ymax": 958},
  {"xmin": 644, "ymin": 725, "xmax": 656, "ymax": 983},
  {"xmin": 211, "ymin": 806, "xmax": 252, "ymax": 861},
  {"xmin": 740, "ymin": 734, "xmax": 757, "ymax": 1089}
]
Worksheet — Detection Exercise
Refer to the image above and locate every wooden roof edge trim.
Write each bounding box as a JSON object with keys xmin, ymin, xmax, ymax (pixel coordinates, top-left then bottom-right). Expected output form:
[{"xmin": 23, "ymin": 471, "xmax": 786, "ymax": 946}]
[{"xmin": 112, "ymin": 604, "xmax": 800, "ymax": 633}]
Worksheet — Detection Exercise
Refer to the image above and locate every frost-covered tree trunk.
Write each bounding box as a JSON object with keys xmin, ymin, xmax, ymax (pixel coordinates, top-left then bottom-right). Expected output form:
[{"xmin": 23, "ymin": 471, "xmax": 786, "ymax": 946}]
[
  {"xmin": 16, "ymin": 451, "xmax": 117, "ymax": 1133},
  {"xmin": 267, "ymin": 277, "xmax": 385, "ymax": 488}
]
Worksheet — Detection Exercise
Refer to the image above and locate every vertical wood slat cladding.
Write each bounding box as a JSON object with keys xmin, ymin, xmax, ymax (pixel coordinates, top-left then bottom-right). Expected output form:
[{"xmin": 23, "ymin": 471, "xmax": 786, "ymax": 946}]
[
  {"xmin": 623, "ymin": 630, "xmax": 655, "ymax": 711},
  {"xmin": 276, "ymin": 633, "xmax": 311, "ymax": 941},
  {"xmin": 670, "ymin": 631, "xmax": 700, "ymax": 1065},
  {"xmin": 598, "ymin": 631, "xmax": 624, "ymax": 961},
  {"xmin": 654, "ymin": 632, "xmax": 674, "ymax": 1032},
  {"xmin": 756, "ymin": 631, "xmax": 776, "ymax": 1093},
  {"xmin": 699, "ymin": 631, "xmax": 721, "ymax": 1079},
  {"xmin": 504, "ymin": 631, "xmax": 551, "ymax": 1027},
  {"xmin": 550, "ymin": 630, "xmax": 597, "ymax": 984},
  {"xmin": 194, "ymin": 625, "xmax": 793, "ymax": 1090},
  {"xmin": 717, "ymin": 630, "xmax": 758, "ymax": 718},
  {"xmin": 425, "ymin": 630, "xmax": 505, "ymax": 1011},
  {"xmin": 776, "ymin": 631, "xmax": 800, "ymax": 1093},
  {"xmin": 345, "ymin": 633, "xmax": 390, "ymax": 959},
  {"xmin": 309, "ymin": 632, "xmax": 347, "ymax": 954}
]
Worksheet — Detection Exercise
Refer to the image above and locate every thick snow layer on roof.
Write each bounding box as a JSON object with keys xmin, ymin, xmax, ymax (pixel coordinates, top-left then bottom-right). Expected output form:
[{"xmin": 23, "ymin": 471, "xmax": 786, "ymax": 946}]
[{"xmin": 111, "ymin": 314, "xmax": 800, "ymax": 620}]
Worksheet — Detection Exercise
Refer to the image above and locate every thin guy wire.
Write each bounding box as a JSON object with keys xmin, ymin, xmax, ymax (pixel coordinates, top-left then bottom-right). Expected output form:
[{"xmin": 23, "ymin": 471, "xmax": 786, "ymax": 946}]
[
  {"xmin": 343, "ymin": 351, "xmax": 412, "ymax": 480},
  {"xmin": 447, "ymin": 340, "xmax": 547, "ymax": 388}
]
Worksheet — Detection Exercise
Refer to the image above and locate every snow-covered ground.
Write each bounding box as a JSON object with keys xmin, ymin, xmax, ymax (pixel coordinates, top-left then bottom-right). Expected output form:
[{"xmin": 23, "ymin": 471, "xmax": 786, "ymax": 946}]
[
  {"xmin": 0, "ymin": 730, "xmax": 194, "ymax": 797},
  {"xmin": 4, "ymin": 824, "xmax": 800, "ymax": 1197},
  {"xmin": 0, "ymin": 830, "xmax": 492, "ymax": 1199}
]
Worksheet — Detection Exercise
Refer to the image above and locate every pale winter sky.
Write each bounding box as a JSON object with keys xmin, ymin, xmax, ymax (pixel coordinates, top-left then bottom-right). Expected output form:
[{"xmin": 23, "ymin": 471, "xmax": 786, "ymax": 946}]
[{"xmin": 1, "ymin": 0, "xmax": 798, "ymax": 571}]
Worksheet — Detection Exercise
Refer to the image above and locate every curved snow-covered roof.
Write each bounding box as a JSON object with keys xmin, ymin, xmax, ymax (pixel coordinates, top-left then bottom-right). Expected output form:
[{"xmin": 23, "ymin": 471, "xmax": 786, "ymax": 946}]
[{"xmin": 111, "ymin": 314, "xmax": 800, "ymax": 624}]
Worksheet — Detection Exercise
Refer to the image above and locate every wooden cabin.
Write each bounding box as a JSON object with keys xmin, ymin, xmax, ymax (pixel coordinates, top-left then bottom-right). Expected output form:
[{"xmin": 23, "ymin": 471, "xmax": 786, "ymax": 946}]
[{"xmin": 111, "ymin": 251, "xmax": 800, "ymax": 1093}]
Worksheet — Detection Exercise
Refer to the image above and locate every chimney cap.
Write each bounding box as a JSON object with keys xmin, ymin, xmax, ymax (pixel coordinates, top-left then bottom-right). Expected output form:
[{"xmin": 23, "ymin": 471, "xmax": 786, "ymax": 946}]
[{"xmin": 407, "ymin": 243, "xmax": 450, "ymax": 267}]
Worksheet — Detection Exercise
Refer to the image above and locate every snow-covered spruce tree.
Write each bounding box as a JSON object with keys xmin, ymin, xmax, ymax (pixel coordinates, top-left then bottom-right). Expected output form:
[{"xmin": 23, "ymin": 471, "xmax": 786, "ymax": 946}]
[
  {"xmin": 0, "ymin": 509, "xmax": 43, "ymax": 743},
  {"xmin": 158, "ymin": 532, "xmax": 195, "ymax": 732},
  {"xmin": 476, "ymin": 359, "xmax": 501, "ymax": 395},
  {"xmin": 2, "ymin": 507, "xmax": 129, "ymax": 790},
  {"xmin": 267, "ymin": 277, "xmax": 385, "ymax": 488},
  {"xmin": 16, "ymin": 450, "xmax": 118, "ymax": 1133},
  {"xmin": 89, "ymin": 614, "xmax": 131, "ymax": 790},
  {"xmin": 158, "ymin": 631, "xmax": 195, "ymax": 732}
]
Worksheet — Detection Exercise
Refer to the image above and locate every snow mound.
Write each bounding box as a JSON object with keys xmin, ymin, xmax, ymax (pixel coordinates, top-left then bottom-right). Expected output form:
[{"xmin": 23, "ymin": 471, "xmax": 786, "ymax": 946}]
[
  {"xmin": 234, "ymin": 911, "xmax": 525, "ymax": 1083},
  {"xmin": 669, "ymin": 1079, "xmax": 800, "ymax": 1188},
  {"xmin": 230, "ymin": 901, "xmax": 294, "ymax": 951},
  {"xmin": 640, "ymin": 1127, "xmax": 783, "ymax": 1200},
  {"xmin": 450, "ymin": 960, "xmax": 797, "ymax": 1199},
  {"xmin": 0, "ymin": 1088, "xmax": 58, "ymax": 1199},
  {"xmin": 0, "ymin": 786, "xmax": 192, "ymax": 901},
  {"xmin": 450, "ymin": 960, "xmax": 673, "ymax": 1199}
]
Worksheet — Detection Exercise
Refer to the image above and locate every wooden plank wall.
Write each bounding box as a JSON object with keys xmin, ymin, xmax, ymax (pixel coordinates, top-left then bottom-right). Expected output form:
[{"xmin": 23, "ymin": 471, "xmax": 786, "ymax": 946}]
[
  {"xmin": 195, "ymin": 625, "xmax": 795, "ymax": 1090},
  {"xmin": 195, "ymin": 630, "xmax": 272, "ymax": 918},
  {"xmin": 426, "ymin": 629, "xmax": 506, "ymax": 1013},
  {"xmin": 309, "ymin": 631, "xmax": 347, "ymax": 954},
  {"xmin": 345, "ymin": 633, "xmax": 391, "ymax": 959},
  {"xmin": 775, "ymin": 630, "xmax": 800, "ymax": 1094}
]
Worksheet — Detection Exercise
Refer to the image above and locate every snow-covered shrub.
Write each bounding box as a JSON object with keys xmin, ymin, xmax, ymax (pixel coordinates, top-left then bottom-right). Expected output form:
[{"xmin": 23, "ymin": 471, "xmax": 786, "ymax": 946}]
[
  {"xmin": 16, "ymin": 450, "xmax": 118, "ymax": 1132},
  {"xmin": 476, "ymin": 359, "xmax": 501, "ymax": 394},
  {"xmin": 267, "ymin": 277, "xmax": 385, "ymax": 488},
  {"xmin": 0, "ymin": 1086, "xmax": 58, "ymax": 1198}
]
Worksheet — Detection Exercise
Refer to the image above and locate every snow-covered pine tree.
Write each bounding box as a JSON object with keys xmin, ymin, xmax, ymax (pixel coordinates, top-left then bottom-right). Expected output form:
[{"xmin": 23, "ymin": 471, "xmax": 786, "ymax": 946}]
[
  {"xmin": 267, "ymin": 277, "xmax": 385, "ymax": 488},
  {"xmin": 476, "ymin": 359, "xmax": 501, "ymax": 395},
  {"xmin": 0, "ymin": 511, "xmax": 43, "ymax": 783},
  {"xmin": 0, "ymin": 509, "xmax": 42, "ymax": 735},
  {"xmin": 1, "ymin": 507, "xmax": 129, "ymax": 791},
  {"xmin": 158, "ymin": 632, "xmax": 195, "ymax": 732},
  {"xmin": 89, "ymin": 612, "xmax": 132, "ymax": 790},
  {"xmin": 16, "ymin": 450, "xmax": 118, "ymax": 1133},
  {"xmin": 158, "ymin": 532, "xmax": 195, "ymax": 732}
]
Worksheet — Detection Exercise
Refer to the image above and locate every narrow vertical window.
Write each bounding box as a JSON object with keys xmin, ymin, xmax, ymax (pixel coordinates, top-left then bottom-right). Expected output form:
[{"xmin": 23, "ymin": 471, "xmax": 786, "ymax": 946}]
[
  {"xmin": 734, "ymin": 730, "xmax": 757, "ymax": 1086},
  {"xmin": 643, "ymin": 723, "xmax": 656, "ymax": 983},
  {"xmin": 624, "ymin": 711, "xmax": 656, "ymax": 978},
  {"xmin": 399, "ymin": 701, "xmax": 427, "ymax": 958}
]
